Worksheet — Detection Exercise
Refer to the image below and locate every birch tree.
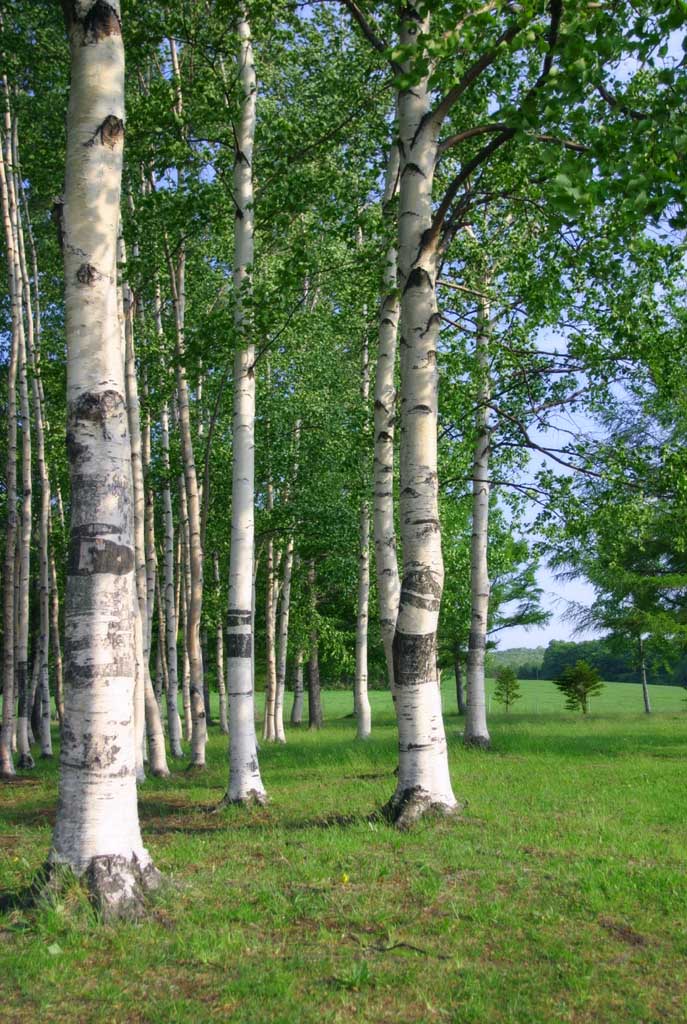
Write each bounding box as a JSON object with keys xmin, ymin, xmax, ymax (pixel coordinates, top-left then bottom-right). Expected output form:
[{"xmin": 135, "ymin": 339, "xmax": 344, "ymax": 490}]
[
  {"xmin": 46, "ymin": 0, "xmax": 159, "ymax": 915},
  {"xmin": 226, "ymin": 7, "xmax": 266, "ymax": 805}
]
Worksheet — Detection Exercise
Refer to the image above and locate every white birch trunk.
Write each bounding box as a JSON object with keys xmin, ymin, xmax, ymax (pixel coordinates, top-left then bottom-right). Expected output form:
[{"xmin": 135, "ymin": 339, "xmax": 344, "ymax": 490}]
[
  {"xmin": 48, "ymin": 0, "xmax": 159, "ymax": 914},
  {"xmin": 0, "ymin": 101, "xmax": 20, "ymax": 778},
  {"xmin": 373, "ymin": 115, "xmax": 401, "ymax": 693},
  {"xmin": 464, "ymin": 297, "xmax": 492, "ymax": 749},
  {"xmin": 123, "ymin": 258, "xmax": 168, "ymax": 776},
  {"xmin": 386, "ymin": 4, "xmax": 457, "ymax": 825},
  {"xmin": 161, "ymin": 402, "xmax": 183, "ymax": 756},
  {"xmin": 263, "ymin": 482, "xmax": 278, "ymax": 741},
  {"xmin": 639, "ymin": 638, "xmax": 652, "ymax": 715},
  {"xmin": 213, "ymin": 553, "xmax": 229, "ymax": 734},
  {"xmin": 13, "ymin": 137, "xmax": 52, "ymax": 759},
  {"xmin": 226, "ymin": 10, "xmax": 266, "ymax": 804},
  {"xmin": 16, "ymin": 312, "xmax": 34, "ymax": 770},
  {"xmin": 355, "ymin": 319, "xmax": 372, "ymax": 740}
]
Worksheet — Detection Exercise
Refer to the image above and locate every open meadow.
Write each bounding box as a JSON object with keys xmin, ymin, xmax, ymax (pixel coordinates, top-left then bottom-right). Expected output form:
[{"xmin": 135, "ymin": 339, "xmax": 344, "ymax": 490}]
[{"xmin": 1, "ymin": 678, "xmax": 685, "ymax": 1024}]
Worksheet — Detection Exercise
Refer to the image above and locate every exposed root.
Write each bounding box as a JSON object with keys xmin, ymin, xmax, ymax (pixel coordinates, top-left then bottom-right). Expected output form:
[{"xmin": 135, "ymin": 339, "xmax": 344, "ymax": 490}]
[
  {"xmin": 17, "ymin": 753, "xmax": 35, "ymax": 770},
  {"xmin": 381, "ymin": 786, "xmax": 461, "ymax": 830},
  {"xmin": 185, "ymin": 762, "xmax": 207, "ymax": 773},
  {"xmin": 220, "ymin": 788, "xmax": 268, "ymax": 809}
]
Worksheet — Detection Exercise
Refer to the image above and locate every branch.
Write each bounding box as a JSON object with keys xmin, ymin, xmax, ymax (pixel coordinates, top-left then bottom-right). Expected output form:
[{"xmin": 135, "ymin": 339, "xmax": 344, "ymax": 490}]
[{"xmin": 431, "ymin": 20, "xmax": 523, "ymax": 128}]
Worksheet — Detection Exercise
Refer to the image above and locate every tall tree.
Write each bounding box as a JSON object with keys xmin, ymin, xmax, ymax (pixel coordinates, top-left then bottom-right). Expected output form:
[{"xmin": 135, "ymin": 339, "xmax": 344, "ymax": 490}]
[{"xmin": 47, "ymin": 0, "xmax": 159, "ymax": 915}]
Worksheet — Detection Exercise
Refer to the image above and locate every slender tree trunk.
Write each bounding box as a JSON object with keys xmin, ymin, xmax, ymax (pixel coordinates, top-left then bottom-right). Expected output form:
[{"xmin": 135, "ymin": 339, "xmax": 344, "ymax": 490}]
[
  {"xmin": 123, "ymin": 243, "xmax": 168, "ymax": 777},
  {"xmin": 290, "ymin": 650, "xmax": 304, "ymax": 725},
  {"xmin": 161, "ymin": 401, "xmax": 183, "ymax": 757},
  {"xmin": 373, "ymin": 111, "xmax": 401, "ymax": 693},
  {"xmin": 49, "ymin": 536, "xmax": 64, "ymax": 726},
  {"xmin": 639, "ymin": 637, "xmax": 652, "ymax": 714},
  {"xmin": 48, "ymin": 0, "xmax": 159, "ymax": 914},
  {"xmin": 213, "ymin": 553, "xmax": 229, "ymax": 734},
  {"xmin": 455, "ymin": 653, "xmax": 466, "ymax": 716},
  {"xmin": 355, "ymin": 301, "xmax": 372, "ymax": 739},
  {"xmin": 308, "ymin": 562, "xmax": 323, "ymax": 730},
  {"xmin": 386, "ymin": 3, "xmax": 457, "ymax": 826},
  {"xmin": 263, "ymin": 484, "xmax": 278, "ymax": 741},
  {"xmin": 164, "ymin": 233, "xmax": 206, "ymax": 766},
  {"xmin": 16, "ymin": 301, "xmax": 34, "ymax": 769},
  {"xmin": 465, "ymin": 295, "xmax": 492, "ymax": 749},
  {"xmin": 14, "ymin": 142, "xmax": 52, "ymax": 759},
  {"xmin": 0, "ymin": 101, "xmax": 20, "ymax": 779},
  {"xmin": 226, "ymin": 10, "xmax": 266, "ymax": 805},
  {"xmin": 274, "ymin": 537, "xmax": 294, "ymax": 744}
]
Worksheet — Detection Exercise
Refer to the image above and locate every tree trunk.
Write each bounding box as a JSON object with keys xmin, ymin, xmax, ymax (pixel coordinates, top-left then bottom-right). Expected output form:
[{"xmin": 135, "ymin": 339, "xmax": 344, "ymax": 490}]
[
  {"xmin": 161, "ymin": 402, "xmax": 183, "ymax": 756},
  {"xmin": 455, "ymin": 654, "xmax": 466, "ymax": 716},
  {"xmin": 385, "ymin": 3, "xmax": 457, "ymax": 826},
  {"xmin": 263, "ymin": 486, "xmax": 278, "ymax": 741},
  {"xmin": 49, "ymin": 537, "xmax": 64, "ymax": 726},
  {"xmin": 274, "ymin": 537, "xmax": 294, "ymax": 744},
  {"xmin": 290, "ymin": 650, "xmax": 304, "ymax": 725},
  {"xmin": 48, "ymin": 0, "xmax": 160, "ymax": 915},
  {"xmin": 355, "ymin": 301, "xmax": 372, "ymax": 740},
  {"xmin": 308, "ymin": 562, "xmax": 323, "ymax": 730},
  {"xmin": 163, "ymin": 237, "xmax": 206, "ymax": 766},
  {"xmin": 213, "ymin": 553, "xmax": 229, "ymax": 734},
  {"xmin": 373, "ymin": 108, "xmax": 401, "ymax": 694},
  {"xmin": 0, "ymin": 101, "xmax": 21, "ymax": 779},
  {"xmin": 14, "ymin": 153, "xmax": 52, "ymax": 759},
  {"xmin": 639, "ymin": 637, "xmax": 652, "ymax": 715},
  {"xmin": 16, "ymin": 295, "xmax": 34, "ymax": 769},
  {"xmin": 464, "ymin": 295, "xmax": 492, "ymax": 749},
  {"xmin": 123, "ymin": 242, "xmax": 168, "ymax": 778},
  {"xmin": 226, "ymin": 10, "xmax": 266, "ymax": 805}
]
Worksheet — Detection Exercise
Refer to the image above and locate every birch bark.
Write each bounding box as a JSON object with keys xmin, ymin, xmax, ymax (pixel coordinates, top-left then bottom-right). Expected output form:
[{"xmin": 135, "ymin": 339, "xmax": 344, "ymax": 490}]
[
  {"xmin": 464, "ymin": 297, "xmax": 492, "ymax": 749},
  {"xmin": 48, "ymin": 0, "xmax": 159, "ymax": 914},
  {"xmin": 213, "ymin": 553, "xmax": 229, "ymax": 734},
  {"xmin": 0, "ymin": 100, "xmax": 21, "ymax": 778},
  {"xmin": 161, "ymin": 402, "xmax": 183, "ymax": 756},
  {"xmin": 226, "ymin": 9, "xmax": 266, "ymax": 804},
  {"xmin": 386, "ymin": 3, "xmax": 457, "ymax": 825},
  {"xmin": 355, "ymin": 324, "xmax": 372, "ymax": 740},
  {"xmin": 373, "ymin": 117, "xmax": 401, "ymax": 694}
]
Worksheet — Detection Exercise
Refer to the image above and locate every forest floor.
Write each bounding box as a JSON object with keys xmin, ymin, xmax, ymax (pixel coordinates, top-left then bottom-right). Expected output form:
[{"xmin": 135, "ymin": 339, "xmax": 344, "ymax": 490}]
[{"xmin": 0, "ymin": 678, "xmax": 686, "ymax": 1024}]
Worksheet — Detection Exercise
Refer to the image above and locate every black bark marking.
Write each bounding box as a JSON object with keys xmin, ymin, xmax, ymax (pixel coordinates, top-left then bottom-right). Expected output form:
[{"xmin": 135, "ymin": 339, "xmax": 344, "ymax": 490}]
[
  {"xmin": 52, "ymin": 195, "xmax": 65, "ymax": 251},
  {"xmin": 226, "ymin": 610, "xmax": 251, "ymax": 627},
  {"xmin": 410, "ymin": 404, "xmax": 432, "ymax": 415},
  {"xmin": 85, "ymin": 115, "xmax": 124, "ymax": 149},
  {"xmin": 79, "ymin": 1, "xmax": 122, "ymax": 43},
  {"xmin": 226, "ymin": 634, "xmax": 252, "ymax": 659},
  {"xmin": 76, "ymin": 263, "xmax": 100, "ymax": 286},
  {"xmin": 68, "ymin": 532, "xmax": 134, "ymax": 576},
  {"xmin": 403, "ymin": 267, "xmax": 433, "ymax": 294},
  {"xmin": 403, "ymin": 568, "xmax": 442, "ymax": 599},
  {"xmin": 69, "ymin": 389, "xmax": 125, "ymax": 431},
  {"xmin": 401, "ymin": 162, "xmax": 427, "ymax": 178},
  {"xmin": 469, "ymin": 630, "xmax": 487, "ymax": 651},
  {"xmin": 393, "ymin": 631, "xmax": 437, "ymax": 688}
]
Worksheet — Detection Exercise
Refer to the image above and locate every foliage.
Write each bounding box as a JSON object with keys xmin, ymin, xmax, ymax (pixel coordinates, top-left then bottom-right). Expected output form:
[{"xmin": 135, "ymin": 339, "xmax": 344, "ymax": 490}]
[
  {"xmin": 493, "ymin": 667, "xmax": 521, "ymax": 713},
  {"xmin": 554, "ymin": 659, "xmax": 604, "ymax": 714}
]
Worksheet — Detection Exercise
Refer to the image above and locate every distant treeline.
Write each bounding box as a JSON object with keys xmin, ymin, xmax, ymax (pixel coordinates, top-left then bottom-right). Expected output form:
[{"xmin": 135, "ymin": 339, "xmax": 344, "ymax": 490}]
[{"xmin": 494, "ymin": 640, "xmax": 687, "ymax": 687}]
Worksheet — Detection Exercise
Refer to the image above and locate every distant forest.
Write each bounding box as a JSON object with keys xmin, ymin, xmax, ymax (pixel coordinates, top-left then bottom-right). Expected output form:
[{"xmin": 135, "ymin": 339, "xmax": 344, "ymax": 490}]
[{"xmin": 489, "ymin": 641, "xmax": 687, "ymax": 688}]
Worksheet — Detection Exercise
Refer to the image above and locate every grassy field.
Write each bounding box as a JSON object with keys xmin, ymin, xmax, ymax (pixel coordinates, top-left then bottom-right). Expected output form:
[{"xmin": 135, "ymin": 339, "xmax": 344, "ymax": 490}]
[{"xmin": 1, "ymin": 677, "xmax": 686, "ymax": 1023}]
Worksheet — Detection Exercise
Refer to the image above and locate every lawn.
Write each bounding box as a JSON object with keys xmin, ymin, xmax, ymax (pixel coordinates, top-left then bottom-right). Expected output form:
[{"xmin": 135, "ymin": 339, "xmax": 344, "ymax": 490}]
[{"xmin": 1, "ymin": 678, "xmax": 685, "ymax": 1023}]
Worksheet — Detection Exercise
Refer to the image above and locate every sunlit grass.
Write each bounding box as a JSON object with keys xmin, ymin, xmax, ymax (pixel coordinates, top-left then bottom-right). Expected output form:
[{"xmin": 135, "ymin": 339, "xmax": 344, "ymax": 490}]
[{"xmin": 1, "ymin": 677, "xmax": 685, "ymax": 1023}]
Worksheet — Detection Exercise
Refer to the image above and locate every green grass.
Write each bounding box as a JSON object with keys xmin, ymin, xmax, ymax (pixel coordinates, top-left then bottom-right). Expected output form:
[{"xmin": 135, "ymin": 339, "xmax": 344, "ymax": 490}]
[{"xmin": 1, "ymin": 678, "xmax": 686, "ymax": 1023}]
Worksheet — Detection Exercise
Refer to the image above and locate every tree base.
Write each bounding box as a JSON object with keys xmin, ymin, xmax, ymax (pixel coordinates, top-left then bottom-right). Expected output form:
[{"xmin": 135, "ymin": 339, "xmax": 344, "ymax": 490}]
[
  {"xmin": 463, "ymin": 734, "xmax": 491, "ymax": 750},
  {"xmin": 222, "ymin": 789, "xmax": 268, "ymax": 808},
  {"xmin": 185, "ymin": 762, "xmax": 207, "ymax": 773},
  {"xmin": 17, "ymin": 753, "xmax": 35, "ymax": 770},
  {"xmin": 150, "ymin": 767, "xmax": 171, "ymax": 778},
  {"xmin": 381, "ymin": 786, "xmax": 461, "ymax": 830},
  {"xmin": 7, "ymin": 854, "xmax": 164, "ymax": 921}
]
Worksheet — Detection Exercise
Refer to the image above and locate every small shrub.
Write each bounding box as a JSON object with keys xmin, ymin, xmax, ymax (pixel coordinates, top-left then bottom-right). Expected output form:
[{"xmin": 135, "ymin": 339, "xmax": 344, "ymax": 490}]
[
  {"xmin": 554, "ymin": 659, "xmax": 604, "ymax": 714},
  {"xmin": 493, "ymin": 667, "xmax": 521, "ymax": 712}
]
